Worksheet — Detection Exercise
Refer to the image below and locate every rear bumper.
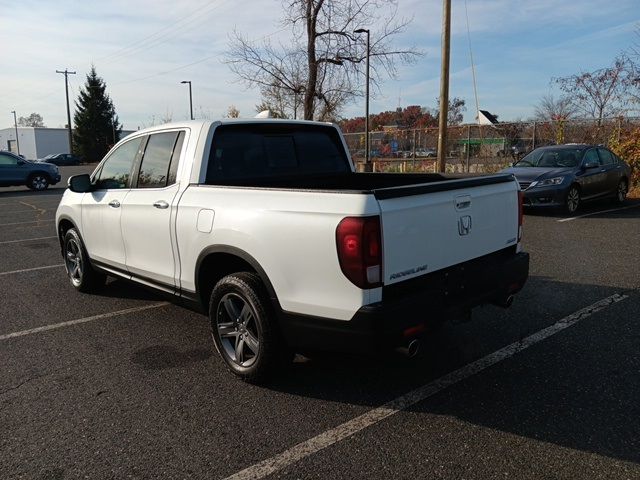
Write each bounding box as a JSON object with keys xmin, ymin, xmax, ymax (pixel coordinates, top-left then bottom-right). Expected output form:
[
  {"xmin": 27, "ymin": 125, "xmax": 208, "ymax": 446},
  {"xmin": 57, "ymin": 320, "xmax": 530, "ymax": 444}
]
[{"xmin": 279, "ymin": 248, "xmax": 529, "ymax": 353}]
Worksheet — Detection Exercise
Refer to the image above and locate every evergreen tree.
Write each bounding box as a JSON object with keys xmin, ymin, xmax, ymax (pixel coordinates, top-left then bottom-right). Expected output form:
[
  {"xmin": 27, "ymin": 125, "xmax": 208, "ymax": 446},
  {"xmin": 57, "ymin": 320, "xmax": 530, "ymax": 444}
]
[{"xmin": 73, "ymin": 66, "xmax": 122, "ymax": 161}]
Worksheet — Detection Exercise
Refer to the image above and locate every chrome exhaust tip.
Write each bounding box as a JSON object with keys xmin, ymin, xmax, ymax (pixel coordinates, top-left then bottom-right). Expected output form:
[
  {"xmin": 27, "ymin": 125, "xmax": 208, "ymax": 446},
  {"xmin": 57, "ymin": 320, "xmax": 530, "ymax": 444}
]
[
  {"xmin": 397, "ymin": 339, "xmax": 420, "ymax": 358},
  {"xmin": 492, "ymin": 294, "xmax": 514, "ymax": 309}
]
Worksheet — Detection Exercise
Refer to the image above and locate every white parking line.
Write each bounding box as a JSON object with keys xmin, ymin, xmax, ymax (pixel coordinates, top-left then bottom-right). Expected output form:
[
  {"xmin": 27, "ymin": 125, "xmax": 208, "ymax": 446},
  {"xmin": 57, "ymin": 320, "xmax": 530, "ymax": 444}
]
[
  {"xmin": 0, "ymin": 199, "xmax": 61, "ymax": 206},
  {"xmin": 558, "ymin": 203, "xmax": 640, "ymax": 222},
  {"xmin": 0, "ymin": 236, "xmax": 57, "ymax": 245},
  {"xmin": 223, "ymin": 293, "xmax": 629, "ymax": 480},
  {"xmin": 0, "ymin": 219, "xmax": 55, "ymax": 227},
  {"xmin": 0, "ymin": 302, "xmax": 170, "ymax": 341},
  {"xmin": 0, "ymin": 209, "xmax": 52, "ymax": 214},
  {"xmin": 0, "ymin": 264, "xmax": 64, "ymax": 276},
  {"xmin": 0, "ymin": 194, "xmax": 63, "ymax": 201}
]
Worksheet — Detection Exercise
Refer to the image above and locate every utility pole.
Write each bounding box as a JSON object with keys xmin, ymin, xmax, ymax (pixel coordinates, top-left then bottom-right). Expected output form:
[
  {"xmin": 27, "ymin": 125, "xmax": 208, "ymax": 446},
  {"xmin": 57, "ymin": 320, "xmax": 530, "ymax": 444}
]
[
  {"xmin": 436, "ymin": 0, "xmax": 451, "ymax": 173},
  {"xmin": 354, "ymin": 28, "xmax": 371, "ymax": 172},
  {"xmin": 56, "ymin": 69, "xmax": 76, "ymax": 154},
  {"xmin": 10, "ymin": 110, "xmax": 20, "ymax": 156}
]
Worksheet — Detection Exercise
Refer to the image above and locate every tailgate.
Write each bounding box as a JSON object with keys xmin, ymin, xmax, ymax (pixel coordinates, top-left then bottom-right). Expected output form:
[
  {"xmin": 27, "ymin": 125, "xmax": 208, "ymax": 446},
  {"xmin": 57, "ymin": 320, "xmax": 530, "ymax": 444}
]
[{"xmin": 375, "ymin": 175, "xmax": 519, "ymax": 285}]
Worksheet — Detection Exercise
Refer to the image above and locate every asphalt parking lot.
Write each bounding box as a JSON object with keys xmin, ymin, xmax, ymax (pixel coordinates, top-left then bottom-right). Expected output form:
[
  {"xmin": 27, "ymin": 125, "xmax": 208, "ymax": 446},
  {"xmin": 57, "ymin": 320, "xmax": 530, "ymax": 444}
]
[{"xmin": 1, "ymin": 172, "xmax": 639, "ymax": 479}]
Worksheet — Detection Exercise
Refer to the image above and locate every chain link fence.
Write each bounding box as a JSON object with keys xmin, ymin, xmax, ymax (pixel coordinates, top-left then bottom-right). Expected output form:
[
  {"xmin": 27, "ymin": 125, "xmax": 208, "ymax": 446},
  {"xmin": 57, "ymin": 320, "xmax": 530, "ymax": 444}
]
[{"xmin": 343, "ymin": 117, "xmax": 640, "ymax": 173}]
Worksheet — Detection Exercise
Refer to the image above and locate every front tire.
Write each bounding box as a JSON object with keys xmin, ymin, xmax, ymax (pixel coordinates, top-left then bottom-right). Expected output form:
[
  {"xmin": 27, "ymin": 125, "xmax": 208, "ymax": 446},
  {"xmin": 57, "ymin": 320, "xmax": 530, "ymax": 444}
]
[
  {"xmin": 28, "ymin": 174, "xmax": 50, "ymax": 191},
  {"xmin": 565, "ymin": 186, "xmax": 580, "ymax": 214},
  {"xmin": 209, "ymin": 272, "xmax": 289, "ymax": 383},
  {"xmin": 63, "ymin": 228, "xmax": 106, "ymax": 292}
]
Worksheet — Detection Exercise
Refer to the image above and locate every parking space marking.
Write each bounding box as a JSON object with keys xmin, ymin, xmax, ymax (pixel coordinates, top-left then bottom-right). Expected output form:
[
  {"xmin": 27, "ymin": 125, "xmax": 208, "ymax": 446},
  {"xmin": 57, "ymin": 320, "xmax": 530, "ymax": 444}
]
[
  {"xmin": 558, "ymin": 203, "xmax": 640, "ymax": 222},
  {"xmin": 224, "ymin": 293, "xmax": 629, "ymax": 480},
  {"xmin": 0, "ymin": 209, "xmax": 54, "ymax": 214},
  {"xmin": 0, "ymin": 236, "xmax": 57, "ymax": 245},
  {"xmin": 0, "ymin": 193, "xmax": 63, "ymax": 201},
  {"xmin": 0, "ymin": 302, "xmax": 170, "ymax": 341},
  {"xmin": 0, "ymin": 219, "xmax": 55, "ymax": 227},
  {"xmin": 0, "ymin": 264, "xmax": 64, "ymax": 276}
]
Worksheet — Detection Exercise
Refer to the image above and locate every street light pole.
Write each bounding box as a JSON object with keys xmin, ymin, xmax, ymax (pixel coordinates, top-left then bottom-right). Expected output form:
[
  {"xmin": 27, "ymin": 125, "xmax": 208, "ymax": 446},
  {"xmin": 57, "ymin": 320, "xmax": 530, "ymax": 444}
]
[
  {"xmin": 56, "ymin": 69, "xmax": 77, "ymax": 154},
  {"xmin": 10, "ymin": 110, "xmax": 20, "ymax": 156},
  {"xmin": 354, "ymin": 28, "xmax": 371, "ymax": 172},
  {"xmin": 181, "ymin": 80, "xmax": 194, "ymax": 120}
]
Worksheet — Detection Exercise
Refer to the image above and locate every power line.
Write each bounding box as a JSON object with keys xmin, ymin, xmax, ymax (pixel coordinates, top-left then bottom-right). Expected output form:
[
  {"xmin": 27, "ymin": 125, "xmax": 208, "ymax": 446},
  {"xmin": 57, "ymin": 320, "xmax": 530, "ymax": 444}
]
[{"xmin": 98, "ymin": 0, "xmax": 228, "ymax": 65}]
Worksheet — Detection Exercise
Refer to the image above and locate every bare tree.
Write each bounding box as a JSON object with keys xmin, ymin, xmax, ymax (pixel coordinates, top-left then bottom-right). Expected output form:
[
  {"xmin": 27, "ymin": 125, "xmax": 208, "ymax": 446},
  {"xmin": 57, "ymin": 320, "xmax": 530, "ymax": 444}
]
[
  {"xmin": 533, "ymin": 93, "xmax": 577, "ymax": 121},
  {"xmin": 17, "ymin": 113, "xmax": 45, "ymax": 127},
  {"xmin": 554, "ymin": 57, "xmax": 632, "ymax": 126},
  {"xmin": 226, "ymin": 105, "xmax": 240, "ymax": 118},
  {"xmin": 226, "ymin": 0, "xmax": 419, "ymax": 121},
  {"xmin": 430, "ymin": 97, "xmax": 466, "ymax": 125},
  {"xmin": 627, "ymin": 25, "xmax": 640, "ymax": 110}
]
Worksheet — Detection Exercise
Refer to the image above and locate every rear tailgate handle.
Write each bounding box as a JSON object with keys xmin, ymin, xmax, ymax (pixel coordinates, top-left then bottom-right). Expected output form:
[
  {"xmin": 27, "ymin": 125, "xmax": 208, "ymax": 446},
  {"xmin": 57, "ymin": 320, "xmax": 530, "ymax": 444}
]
[{"xmin": 455, "ymin": 195, "xmax": 472, "ymax": 210}]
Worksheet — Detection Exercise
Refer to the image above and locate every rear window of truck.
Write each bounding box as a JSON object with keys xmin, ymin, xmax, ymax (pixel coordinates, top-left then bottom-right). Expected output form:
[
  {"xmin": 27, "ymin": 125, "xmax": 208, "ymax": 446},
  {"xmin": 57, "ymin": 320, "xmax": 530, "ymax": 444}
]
[{"xmin": 205, "ymin": 123, "xmax": 351, "ymax": 183}]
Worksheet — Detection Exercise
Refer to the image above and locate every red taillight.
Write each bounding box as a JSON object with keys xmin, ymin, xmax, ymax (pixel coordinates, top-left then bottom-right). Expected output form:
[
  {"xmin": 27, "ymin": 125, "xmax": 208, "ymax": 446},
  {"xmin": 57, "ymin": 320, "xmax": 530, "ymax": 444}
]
[
  {"xmin": 518, "ymin": 190, "xmax": 524, "ymax": 241},
  {"xmin": 336, "ymin": 216, "xmax": 382, "ymax": 289}
]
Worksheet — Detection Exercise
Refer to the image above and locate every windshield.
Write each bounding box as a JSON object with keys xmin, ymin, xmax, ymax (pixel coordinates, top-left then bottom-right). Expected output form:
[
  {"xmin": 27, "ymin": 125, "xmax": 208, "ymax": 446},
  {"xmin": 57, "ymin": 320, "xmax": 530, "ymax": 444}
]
[{"xmin": 515, "ymin": 148, "xmax": 583, "ymax": 168}]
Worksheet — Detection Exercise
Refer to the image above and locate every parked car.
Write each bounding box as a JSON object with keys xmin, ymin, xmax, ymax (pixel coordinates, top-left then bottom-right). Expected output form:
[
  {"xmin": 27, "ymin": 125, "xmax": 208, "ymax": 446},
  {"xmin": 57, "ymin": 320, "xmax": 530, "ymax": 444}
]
[
  {"xmin": 497, "ymin": 141, "xmax": 530, "ymax": 159},
  {"xmin": 0, "ymin": 150, "xmax": 61, "ymax": 190},
  {"xmin": 57, "ymin": 119, "xmax": 528, "ymax": 382},
  {"xmin": 37, "ymin": 153, "xmax": 81, "ymax": 166},
  {"xmin": 501, "ymin": 144, "xmax": 631, "ymax": 213},
  {"xmin": 403, "ymin": 148, "xmax": 436, "ymax": 158}
]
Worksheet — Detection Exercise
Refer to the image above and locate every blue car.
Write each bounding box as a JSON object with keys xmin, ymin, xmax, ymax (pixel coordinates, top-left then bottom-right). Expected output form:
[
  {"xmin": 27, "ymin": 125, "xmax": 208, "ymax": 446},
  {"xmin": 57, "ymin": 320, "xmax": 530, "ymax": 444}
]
[
  {"xmin": 502, "ymin": 144, "xmax": 631, "ymax": 214},
  {"xmin": 0, "ymin": 150, "xmax": 61, "ymax": 190}
]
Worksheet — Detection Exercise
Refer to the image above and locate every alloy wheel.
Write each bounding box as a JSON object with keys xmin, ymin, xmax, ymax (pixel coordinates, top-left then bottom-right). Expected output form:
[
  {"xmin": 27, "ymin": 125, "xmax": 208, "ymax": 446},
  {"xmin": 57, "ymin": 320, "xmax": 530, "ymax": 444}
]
[
  {"xmin": 618, "ymin": 181, "xmax": 627, "ymax": 202},
  {"xmin": 216, "ymin": 293, "xmax": 260, "ymax": 368},
  {"xmin": 31, "ymin": 175, "xmax": 48, "ymax": 190},
  {"xmin": 567, "ymin": 188, "xmax": 580, "ymax": 213},
  {"xmin": 65, "ymin": 238, "xmax": 83, "ymax": 287}
]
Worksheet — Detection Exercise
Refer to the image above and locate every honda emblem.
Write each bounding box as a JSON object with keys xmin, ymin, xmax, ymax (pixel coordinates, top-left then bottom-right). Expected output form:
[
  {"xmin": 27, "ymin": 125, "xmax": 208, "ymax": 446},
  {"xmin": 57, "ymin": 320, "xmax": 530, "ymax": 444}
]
[{"xmin": 458, "ymin": 215, "xmax": 472, "ymax": 236}]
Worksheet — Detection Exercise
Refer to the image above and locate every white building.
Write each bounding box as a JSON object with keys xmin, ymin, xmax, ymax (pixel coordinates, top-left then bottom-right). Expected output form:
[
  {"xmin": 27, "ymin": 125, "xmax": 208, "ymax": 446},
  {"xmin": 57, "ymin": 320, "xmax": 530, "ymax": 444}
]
[
  {"xmin": 0, "ymin": 127, "xmax": 136, "ymax": 160},
  {"xmin": 0, "ymin": 127, "xmax": 71, "ymax": 160}
]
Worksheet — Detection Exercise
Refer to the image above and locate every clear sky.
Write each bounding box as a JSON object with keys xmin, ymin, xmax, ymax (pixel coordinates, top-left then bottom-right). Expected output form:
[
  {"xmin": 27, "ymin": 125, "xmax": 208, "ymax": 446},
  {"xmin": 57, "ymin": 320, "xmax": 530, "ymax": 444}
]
[{"xmin": 1, "ymin": 0, "xmax": 638, "ymax": 130}]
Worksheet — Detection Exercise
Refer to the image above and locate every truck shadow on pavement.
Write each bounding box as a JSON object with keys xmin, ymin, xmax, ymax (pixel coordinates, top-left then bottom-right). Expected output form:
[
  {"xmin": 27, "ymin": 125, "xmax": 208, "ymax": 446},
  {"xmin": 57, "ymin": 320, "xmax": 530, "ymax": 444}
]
[{"xmin": 265, "ymin": 276, "xmax": 639, "ymax": 465}]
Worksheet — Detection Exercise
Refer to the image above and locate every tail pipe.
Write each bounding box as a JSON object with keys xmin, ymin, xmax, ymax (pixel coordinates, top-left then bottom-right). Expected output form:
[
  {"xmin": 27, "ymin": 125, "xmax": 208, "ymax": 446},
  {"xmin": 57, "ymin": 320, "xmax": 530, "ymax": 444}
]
[
  {"xmin": 396, "ymin": 339, "xmax": 420, "ymax": 358},
  {"xmin": 492, "ymin": 294, "xmax": 514, "ymax": 309}
]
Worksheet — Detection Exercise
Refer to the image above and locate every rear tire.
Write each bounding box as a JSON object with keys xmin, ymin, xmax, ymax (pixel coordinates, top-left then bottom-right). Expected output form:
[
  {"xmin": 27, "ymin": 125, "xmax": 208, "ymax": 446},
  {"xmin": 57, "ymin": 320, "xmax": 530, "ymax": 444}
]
[
  {"xmin": 565, "ymin": 186, "xmax": 580, "ymax": 214},
  {"xmin": 27, "ymin": 174, "xmax": 50, "ymax": 191},
  {"xmin": 615, "ymin": 179, "xmax": 628, "ymax": 204},
  {"xmin": 209, "ymin": 272, "xmax": 290, "ymax": 384},
  {"xmin": 63, "ymin": 228, "xmax": 106, "ymax": 292}
]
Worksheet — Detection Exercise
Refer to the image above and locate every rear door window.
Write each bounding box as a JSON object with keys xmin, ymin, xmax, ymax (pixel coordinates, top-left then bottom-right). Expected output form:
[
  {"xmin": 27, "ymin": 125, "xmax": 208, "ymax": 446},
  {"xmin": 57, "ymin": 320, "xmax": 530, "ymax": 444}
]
[
  {"xmin": 597, "ymin": 148, "xmax": 615, "ymax": 165},
  {"xmin": 205, "ymin": 124, "xmax": 350, "ymax": 183},
  {"xmin": 137, "ymin": 131, "xmax": 182, "ymax": 188}
]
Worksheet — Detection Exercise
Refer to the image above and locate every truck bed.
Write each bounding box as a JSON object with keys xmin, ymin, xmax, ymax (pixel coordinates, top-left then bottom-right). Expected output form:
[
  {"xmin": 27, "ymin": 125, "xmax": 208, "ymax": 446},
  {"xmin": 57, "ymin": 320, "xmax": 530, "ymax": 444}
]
[{"xmin": 206, "ymin": 172, "xmax": 514, "ymax": 199}]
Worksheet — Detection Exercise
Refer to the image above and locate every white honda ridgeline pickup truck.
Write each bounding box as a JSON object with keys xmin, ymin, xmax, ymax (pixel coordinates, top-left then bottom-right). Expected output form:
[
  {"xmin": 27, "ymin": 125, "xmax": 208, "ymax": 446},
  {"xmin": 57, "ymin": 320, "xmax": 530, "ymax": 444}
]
[{"xmin": 56, "ymin": 119, "xmax": 529, "ymax": 382}]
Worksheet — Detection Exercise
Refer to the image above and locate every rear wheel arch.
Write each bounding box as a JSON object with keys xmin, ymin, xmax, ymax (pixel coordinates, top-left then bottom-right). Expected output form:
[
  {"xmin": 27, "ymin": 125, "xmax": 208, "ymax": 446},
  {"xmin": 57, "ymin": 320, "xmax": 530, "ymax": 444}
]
[{"xmin": 195, "ymin": 246, "xmax": 280, "ymax": 313}]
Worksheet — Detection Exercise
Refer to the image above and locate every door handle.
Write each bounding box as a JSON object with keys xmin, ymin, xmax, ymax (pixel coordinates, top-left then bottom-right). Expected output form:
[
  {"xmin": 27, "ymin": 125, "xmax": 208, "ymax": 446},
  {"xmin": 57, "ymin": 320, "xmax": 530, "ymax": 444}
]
[
  {"xmin": 153, "ymin": 200, "xmax": 169, "ymax": 209},
  {"xmin": 108, "ymin": 200, "xmax": 120, "ymax": 208}
]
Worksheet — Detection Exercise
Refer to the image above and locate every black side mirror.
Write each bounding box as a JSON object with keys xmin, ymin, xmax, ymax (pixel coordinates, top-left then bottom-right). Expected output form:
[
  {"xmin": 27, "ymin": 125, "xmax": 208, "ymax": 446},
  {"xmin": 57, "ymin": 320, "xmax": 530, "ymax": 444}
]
[
  {"xmin": 17, "ymin": 159, "xmax": 25, "ymax": 165},
  {"xmin": 68, "ymin": 174, "xmax": 93, "ymax": 193},
  {"xmin": 583, "ymin": 161, "xmax": 599, "ymax": 170}
]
